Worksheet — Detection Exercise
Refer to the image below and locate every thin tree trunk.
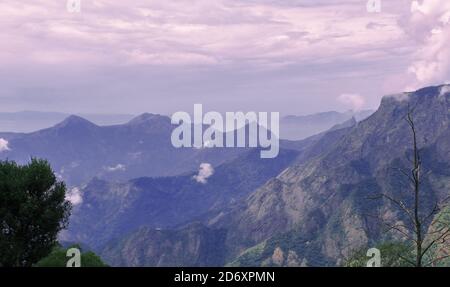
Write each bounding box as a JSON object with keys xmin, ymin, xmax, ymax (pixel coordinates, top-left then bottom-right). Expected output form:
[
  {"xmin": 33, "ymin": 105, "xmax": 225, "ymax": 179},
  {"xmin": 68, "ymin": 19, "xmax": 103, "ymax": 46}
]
[{"xmin": 409, "ymin": 112, "xmax": 422, "ymax": 267}]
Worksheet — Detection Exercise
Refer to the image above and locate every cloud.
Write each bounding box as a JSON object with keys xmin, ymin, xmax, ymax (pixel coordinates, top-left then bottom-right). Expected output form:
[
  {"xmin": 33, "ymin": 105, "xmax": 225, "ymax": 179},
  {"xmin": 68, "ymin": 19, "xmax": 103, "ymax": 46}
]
[
  {"xmin": 105, "ymin": 163, "xmax": 126, "ymax": 172},
  {"xmin": 386, "ymin": 93, "xmax": 410, "ymax": 103},
  {"xmin": 1, "ymin": 0, "xmax": 444, "ymax": 114},
  {"xmin": 402, "ymin": 0, "xmax": 450, "ymax": 89},
  {"xmin": 0, "ymin": 0, "xmax": 405, "ymax": 67},
  {"xmin": 65, "ymin": 187, "xmax": 83, "ymax": 205},
  {"xmin": 440, "ymin": 85, "xmax": 450, "ymax": 97},
  {"xmin": 193, "ymin": 163, "xmax": 214, "ymax": 184},
  {"xmin": 0, "ymin": 138, "xmax": 10, "ymax": 152},
  {"xmin": 338, "ymin": 94, "xmax": 365, "ymax": 111}
]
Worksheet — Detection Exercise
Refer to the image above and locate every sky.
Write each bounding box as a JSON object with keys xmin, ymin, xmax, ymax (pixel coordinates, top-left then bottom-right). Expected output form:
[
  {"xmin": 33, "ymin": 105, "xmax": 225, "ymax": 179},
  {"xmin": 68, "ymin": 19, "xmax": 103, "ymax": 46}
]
[{"xmin": 0, "ymin": 0, "xmax": 449, "ymax": 116}]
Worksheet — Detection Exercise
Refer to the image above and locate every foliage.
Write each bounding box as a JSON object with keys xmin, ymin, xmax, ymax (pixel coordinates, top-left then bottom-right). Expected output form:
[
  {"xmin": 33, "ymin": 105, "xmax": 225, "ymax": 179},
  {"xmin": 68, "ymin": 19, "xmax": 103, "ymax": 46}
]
[
  {"xmin": 0, "ymin": 159, "xmax": 71, "ymax": 267},
  {"xmin": 227, "ymin": 242, "xmax": 266, "ymax": 267},
  {"xmin": 421, "ymin": 207, "xmax": 450, "ymax": 267},
  {"xmin": 35, "ymin": 245, "xmax": 108, "ymax": 267}
]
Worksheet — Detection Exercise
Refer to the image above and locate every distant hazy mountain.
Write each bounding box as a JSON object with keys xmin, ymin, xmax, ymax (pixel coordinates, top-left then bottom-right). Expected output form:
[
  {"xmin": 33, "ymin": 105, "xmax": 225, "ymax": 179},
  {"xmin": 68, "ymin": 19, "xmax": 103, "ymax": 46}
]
[
  {"xmin": 99, "ymin": 84, "xmax": 450, "ymax": 266},
  {"xmin": 0, "ymin": 111, "xmax": 135, "ymax": 133},
  {"xmin": 95, "ymin": 116, "xmax": 358, "ymax": 266},
  {"xmin": 0, "ymin": 110, "xmax": 373, "ymax": 141},
  {"xmin": 64, "ymin": 148, "xmax": 300, "ymax": 251},
  {"xmin": 280, "ymin": 110, "xmax": 373, "ymax": 140},
  {"xmin": 0, "ymin": 113, "xmax": 246, "ymax": 185}
]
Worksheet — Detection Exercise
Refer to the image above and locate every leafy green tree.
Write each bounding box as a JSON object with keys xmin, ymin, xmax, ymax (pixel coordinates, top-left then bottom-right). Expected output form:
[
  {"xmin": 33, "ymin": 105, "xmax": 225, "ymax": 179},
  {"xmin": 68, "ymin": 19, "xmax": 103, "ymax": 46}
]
[
  {"xmin": 35, "ymin": 245, "xmax": 108, "ymax": 267},
  {"xmin": 0, "ymin": 159, "xmax": 71, "ymax": 267}
]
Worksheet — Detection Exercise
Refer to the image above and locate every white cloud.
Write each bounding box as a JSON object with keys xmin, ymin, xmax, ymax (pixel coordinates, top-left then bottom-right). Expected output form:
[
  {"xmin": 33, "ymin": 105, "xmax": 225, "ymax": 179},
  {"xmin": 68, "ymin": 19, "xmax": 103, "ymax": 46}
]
[
  {"xmin": 386, "ymin": 93, "xmax": 410, "ymax": 102},
  {"xmin": 66, "ymin": 187, "xmax": 83, "ymax": 205},
  {"xmin": 1, "ymin": 0, "xmax": 446, "ymax": 114},
  {"xmin": 105, "ymin": 163, "xmax": 126, "ymax": 172},
  {"xmin": 0, "ymin": 138, "xmax": 10, "ymax": 152},
  {"xmin": 0, "ymin": 0, "xmax": 405, "ymax": 67},
  {"xmin": 338, "ymin": 94, "xmax": 365, "ymax": 111},
  {"xmin": 403, "ymin": 0, "xmax": 450, "ymax": 89},
  {"xmin": 440, "ymin": 85, "xmax": 450, "ymax": 97},
  {"xmin": 193, "ymin": 163, "xmax": 214, "ymax": 184}
]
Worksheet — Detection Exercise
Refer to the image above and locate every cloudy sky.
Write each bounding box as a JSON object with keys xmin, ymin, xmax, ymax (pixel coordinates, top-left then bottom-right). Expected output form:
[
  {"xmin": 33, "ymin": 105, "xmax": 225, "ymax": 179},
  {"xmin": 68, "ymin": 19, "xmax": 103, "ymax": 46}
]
[{"xmin": 0, "ymin": 0, "xmax": 449, "ymax": 116}]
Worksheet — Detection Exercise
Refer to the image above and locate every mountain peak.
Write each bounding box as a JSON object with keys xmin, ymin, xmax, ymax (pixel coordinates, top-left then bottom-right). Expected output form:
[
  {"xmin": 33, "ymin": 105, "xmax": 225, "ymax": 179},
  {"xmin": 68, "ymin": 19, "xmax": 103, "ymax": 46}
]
[
  {"xmin": 55, "ymin": 115, "xmax": 97, "ymax": 129},
  {"xmin": 127, "ymin": 113, "xmax": 170, "ymax": 126},
  {"xmin": 381, "ymin": 84, "xmax": 450, "ymax": 107}
]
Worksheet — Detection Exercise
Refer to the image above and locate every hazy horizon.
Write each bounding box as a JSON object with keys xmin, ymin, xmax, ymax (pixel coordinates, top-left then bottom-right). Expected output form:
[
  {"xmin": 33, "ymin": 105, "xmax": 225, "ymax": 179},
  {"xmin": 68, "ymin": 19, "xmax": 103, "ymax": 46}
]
[{"xmin": 0, "ymin": 108, "xmax": 375, "ymax": 134}]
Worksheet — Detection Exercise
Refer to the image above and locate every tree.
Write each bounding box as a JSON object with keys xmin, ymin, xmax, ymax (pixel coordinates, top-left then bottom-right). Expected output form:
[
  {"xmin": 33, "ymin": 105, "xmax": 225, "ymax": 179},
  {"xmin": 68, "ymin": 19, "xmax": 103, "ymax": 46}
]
[
  {"xmin": 370, "ymin": 108, "xmax": 450, "ymax": 267},
  {"xmin": 0, "ymin": 159, "xmax": 71, "ymax": 267}
]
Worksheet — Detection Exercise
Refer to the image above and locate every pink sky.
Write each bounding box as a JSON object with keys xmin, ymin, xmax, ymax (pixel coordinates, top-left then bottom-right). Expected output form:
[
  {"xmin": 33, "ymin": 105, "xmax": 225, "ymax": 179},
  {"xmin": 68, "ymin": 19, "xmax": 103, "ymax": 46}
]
[{"xmin": 0, "ymin": 0, "xmax": 449, "ymax": 115}]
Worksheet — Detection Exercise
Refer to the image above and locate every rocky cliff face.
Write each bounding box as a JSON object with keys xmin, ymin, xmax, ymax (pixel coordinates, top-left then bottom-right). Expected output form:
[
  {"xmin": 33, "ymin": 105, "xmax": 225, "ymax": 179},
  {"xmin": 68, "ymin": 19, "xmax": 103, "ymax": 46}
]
[
  {"xmin": 99, "ymin": 85, "xmax": 449, "ymax": 267},
  {"xmin": 101, "ymin": 223, "xmax": 228, "ymax": 267},
  {"xmin": 221, "ymin": 85, "xmax": 450, "ymax": 266}
]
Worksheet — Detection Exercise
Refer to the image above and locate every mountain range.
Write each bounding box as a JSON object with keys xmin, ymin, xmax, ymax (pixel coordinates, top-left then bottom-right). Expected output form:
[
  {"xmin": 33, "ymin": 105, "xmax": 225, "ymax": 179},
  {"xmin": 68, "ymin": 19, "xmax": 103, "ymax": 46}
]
[
  {"xmin": 2, "ymin": 84, "xmax": 448, "ymax": 267},
  {"xmin": 0, "ymin": 109, "xmax": 367, "ymax": 186},
  {"xmin": 0, "ymin": 110, "xmax": 373, "ymax": 140},
  {"xmin": 0, "ymin": 111, "xmax": 135, "ymax": 133},
  {"xmin": 62, "ymin": 147, "xmax": 300, "ymax": 249},
  {"xmin": 219, "ymin": 85, "xmax": 450, "ymax": 266},
  {"xmin": 94, "ymin": 84, "xmax": 450, "ymax": 266},
  {"xmin": 98, "ymin": 117, "xmax": 358, "ymax": 266},
  {"xmin": 280, "ymin": 110, "xmax": 373, "ymax": 140},
  {"xmin": 0, "ymin": 113, "xmax": 247, "ymax": 186}
]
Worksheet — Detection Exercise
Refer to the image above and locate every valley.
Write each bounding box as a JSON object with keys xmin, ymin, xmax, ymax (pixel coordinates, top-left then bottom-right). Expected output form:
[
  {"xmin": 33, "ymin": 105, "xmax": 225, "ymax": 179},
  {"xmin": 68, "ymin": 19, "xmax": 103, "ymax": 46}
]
[{"xmin": 1, "ymin": 84, "xmax": 449, "ymax": 267}]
